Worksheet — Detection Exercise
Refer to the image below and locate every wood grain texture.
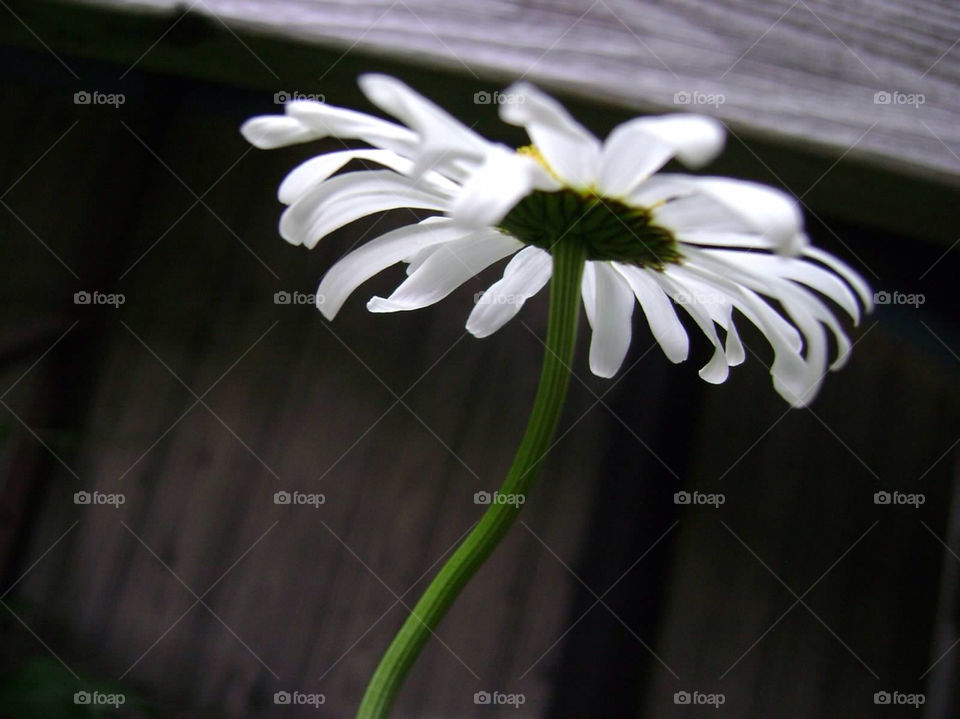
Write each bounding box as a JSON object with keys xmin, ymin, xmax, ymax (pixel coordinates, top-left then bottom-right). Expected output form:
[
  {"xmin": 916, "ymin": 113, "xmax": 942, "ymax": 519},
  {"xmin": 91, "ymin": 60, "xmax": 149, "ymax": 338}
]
[
  {"xmin": 80, "ymin": 0, "xmax": 960, "ymax": 182},
  {"xmin": 640, "ymin": 328, "xmax": 960, "ymax": 717},
  {"xmin": 0, "ymin": 78, "xmax": 609, "ymax": 717},
  {"xmin": 3, "ymin": 0, "xmax": 960, "ymax": 251},
  {"xmin": 1, "ymin": 26, "xmax": 959, "ymax": 719}
]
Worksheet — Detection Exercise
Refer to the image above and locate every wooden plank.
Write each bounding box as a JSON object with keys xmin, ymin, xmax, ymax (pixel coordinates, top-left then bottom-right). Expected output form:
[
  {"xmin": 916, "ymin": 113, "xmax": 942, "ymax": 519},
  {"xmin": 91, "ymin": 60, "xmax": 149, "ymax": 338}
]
[
  {"xmin": 1, "ymin": 14, "xmax": 958, "ymax": 719},
  {"xmin": 69, "ymin": 0, "xmax": 960, "ymax": 184},
  {"xmin": 2, "ymin": 77, "xmax": 608, "ymax": 717},
  {"xmin": 640, "ymin": 326, "xmax": 960, "ymax": 717},
  {"xmin": 1, "ymin": 2, "xmax": 959, "ymax": 249}
]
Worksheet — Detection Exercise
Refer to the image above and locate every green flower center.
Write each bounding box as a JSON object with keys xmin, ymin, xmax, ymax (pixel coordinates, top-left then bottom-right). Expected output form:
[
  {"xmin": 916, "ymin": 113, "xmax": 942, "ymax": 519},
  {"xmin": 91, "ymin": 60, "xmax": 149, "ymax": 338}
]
[{"xmin": 499, "ymin": 188, "xmax": 682, "ymax": 269}]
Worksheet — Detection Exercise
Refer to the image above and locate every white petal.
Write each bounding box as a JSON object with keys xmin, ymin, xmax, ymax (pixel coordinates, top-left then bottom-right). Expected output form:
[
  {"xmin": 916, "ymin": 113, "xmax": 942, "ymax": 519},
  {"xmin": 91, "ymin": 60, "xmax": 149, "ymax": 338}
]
[
  {"xmin": 597, "ymin": 127, "xmax": 674, "ymax": 198},
  {"xmin": 654, "ymin": 271, "xmax": 728, "ymax": 383},
  {"xmin": 240, "ymin": 116, "xmax": 319, "ymax": 149},
  {"xmin": 404, "ymin": 243, "xmax": 441, "ymax": 276},
  {"xmin": 628, "ymin": 173, "xmax": 699, "ymax": 207},
  {"xmin": 466, "ymin": 247, "xmax": 553, "ymax": 337},
  {"xmin": 723, "ymin": 315, "xmax": 746, "ymax": 366},
  {"xmin": 634, "ymin": 115, "xmax": 725, "ymax": 167},
  {"xmin": 359, "ymin": 74, "xmax": 490, "ymax": 175},
  {"xmin": 707, "ymin": 250, "xmax": 861, "ymax": 323},
  {"xmin": 367, "ymin": 231, "xmax": 522, "ymax": 312},
  {"xmin": 803, "ymin": 246, "xmax": 874, "ymax": 313},
  {"xmin": 450, "ymin": 145, "xmax": 560, "ymax": 228},
  {"xmin": 584, "ymin": 263, "xmax": 635, "ymax": 378},
  {"xmin": 285, "ymin": 99, "xmax": 416, "ymax": 155},
  {"xmin": 279, "ymin": 149, "xmax": 414, "ymax": 205},
  {"xmin": 680, "ymin": 256, "xmax": 830, "ymax": 405},
  {"xmin": 499, "ymin": 82, "xmax": 601, "ymax": 188},
  {"xmin": 613, "ymin": 264, "xmax": 689, "ymax": 363},
  {"xmin": 598, "ymin": 115, "xmax": 724, "ymax": 197},
  {"xmin": 676, "ymin": 230, "xmax": 782, "ymax": 250},
  {"xmin": 280, "ymin": 170, "xmax": 450, "ymax": 247},
  {"xmin": 581, "ymin": 262, "xmax": 597, "ymax": 327},
  {"xmin": 317, "ymin": 218, "xmax": 468, "ymax": 318},
  {"xmin": 681, "ymin": 248, "xmax": 804, "ymax": 351},
  {"xmin": 655, "ymin": 178, "xmax": 804, "ymax": 252},
  {"xmin": 772, "ymin": 293, "xmax": 827, "ymax": 407},
  {"xmin": 810, "ymin": 301, "xmax": 853, "ymax": 371},
  {"xmin": 693, "ymin": 178, "xmax": 804, "ymax": 252},
  {"xmin": 684, "ymin": 245, "xmax": 858, "ymax": 372},
  {"xmin": 666, "ymin": 266, "xmax": 745, "ymax": 366},
  {"xmin": 655, "ymin": 197, "xmax": 753, "ymax": 236},
  {"xmin": 781, "ymin": 282, "xmax": 853, "ymax": 372}
]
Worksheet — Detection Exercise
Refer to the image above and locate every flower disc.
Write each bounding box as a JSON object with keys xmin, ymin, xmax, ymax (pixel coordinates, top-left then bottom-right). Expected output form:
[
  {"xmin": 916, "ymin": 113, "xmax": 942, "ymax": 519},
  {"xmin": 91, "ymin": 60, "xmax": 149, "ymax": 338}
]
[{"xmin": 499, "ymin": 189, "xmax": 682, "ymax": 269}]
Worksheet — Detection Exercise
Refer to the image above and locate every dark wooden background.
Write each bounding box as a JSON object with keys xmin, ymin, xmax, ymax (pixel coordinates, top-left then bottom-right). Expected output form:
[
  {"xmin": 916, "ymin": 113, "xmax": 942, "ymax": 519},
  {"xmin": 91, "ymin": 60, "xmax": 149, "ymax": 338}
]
[{"xmin": 0, "ymin": 2, "xmax": 959, "ymax": 717}]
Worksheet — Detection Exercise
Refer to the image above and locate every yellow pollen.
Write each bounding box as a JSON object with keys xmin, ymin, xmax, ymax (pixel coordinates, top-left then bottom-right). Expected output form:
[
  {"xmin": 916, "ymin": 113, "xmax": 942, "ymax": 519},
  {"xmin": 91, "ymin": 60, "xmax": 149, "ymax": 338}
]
[{"xmin": 517, "ymin": 145, "xmax": 562, "ymax": 182}]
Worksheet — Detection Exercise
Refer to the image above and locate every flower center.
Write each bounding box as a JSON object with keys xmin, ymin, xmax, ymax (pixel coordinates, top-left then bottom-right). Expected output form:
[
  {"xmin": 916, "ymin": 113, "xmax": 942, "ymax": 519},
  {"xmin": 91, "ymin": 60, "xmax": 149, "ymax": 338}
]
[{"xmin": 499, "ymin": 188, "xmax": 682, "ymax": 269}]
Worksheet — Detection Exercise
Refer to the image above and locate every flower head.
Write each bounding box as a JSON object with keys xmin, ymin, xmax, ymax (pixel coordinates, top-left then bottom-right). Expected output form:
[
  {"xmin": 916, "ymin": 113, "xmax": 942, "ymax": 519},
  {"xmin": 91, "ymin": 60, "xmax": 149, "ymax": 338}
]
[{"xmin": 242, "ymin": 75, "xmax": 871, "ymax": 407}]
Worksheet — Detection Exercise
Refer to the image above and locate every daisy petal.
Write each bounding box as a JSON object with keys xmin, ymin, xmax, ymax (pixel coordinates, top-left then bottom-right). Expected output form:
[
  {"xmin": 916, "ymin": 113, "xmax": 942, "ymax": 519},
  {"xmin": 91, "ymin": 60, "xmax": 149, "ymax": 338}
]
[
  {"xmin": 679, "ymin": 257, "xmax": 828, "ymax": 405},
  {"xmin": 613, "ymin": 264, "xmax": 689, "ymax": 363},
  {"xmin": 598, "ymin": 115, "xmax": 724, "ymax": 197},
  {"xmin": 583, "ymin": 263, "xmax": 635, "ymax": 378},
  {"xmin": 367, "ymin": 231, "xmax": 522, "ymax": 312},
  {"xmin": 466, "ymin": 247, "xmax": 553, "ymax": 337},
  {"xmin": 803, "ymin": 246, "xmax": 875, "ymax": 312},
  {"xmin": 635, "ymin": 115, "xmax": 726, "ymax": 167},
  {"xmin": 676, "ymin": 231, "xmax": 783, "ymax": 250},
  {"xmin": 450, "ymin": 146, "xmax": 561, "ymax": 228},
  {"xmin": 694, "ymin": 178, "xmax": 804, "ymax": 252},
  {"xmin": 709, "ymin": 250, "xmax": 862, "ymax": 323},
  {"xmin": 581, "ymin": 262, "xmax": 597, "ymax": 325},
  {"xmin": 279, "ymin": 149, "xmax": 416, "ymax": 205},
  {"xmin": 655, "ymin": 271, "xmax": 729, "ymax": 383},
  {"xmin": 656, "ymin": 178, "xmax": 804, "ymax": 252},
  {"xmin": 285, "ymin": 100, "xmax": 416, "ymax": 155},
  {"xmin": 359, "ymin": 74, "xmax": 490, "ymax": 175},
  {"xmin": 773, "ymin": 294, "xmax": 828, "ymax": 407},
  {"xmin": 628, "ymin": 173, "xmax": 698, "ymax": 206},
  {"xmin": 280, "ymin": 170, "xmax": 450, "ymax": 247},
  {"xmin": 317, "ymin": 218, "xmax": 469, "ymax": 318},
  {"xmin": 667, "ymin": 266, "xmax": 745, "ymax": 366},
  {"xmin": 240, "ymin": 116, "xmax": 319, "ymax": 149},
  {"xmin": 499, "ymin": 82, "xmax": 601, "ymax": 188},
  {"xmin": 682, "ymin": 248, "xmax": 805, "ymax": 352}
]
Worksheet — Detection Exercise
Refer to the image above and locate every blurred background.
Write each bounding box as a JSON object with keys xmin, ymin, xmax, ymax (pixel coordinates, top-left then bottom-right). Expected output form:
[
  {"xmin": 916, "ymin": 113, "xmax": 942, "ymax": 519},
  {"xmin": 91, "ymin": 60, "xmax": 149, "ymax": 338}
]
[{"xmin": 0, "ymin": 0, "xmax": 958, "ymax": 716}]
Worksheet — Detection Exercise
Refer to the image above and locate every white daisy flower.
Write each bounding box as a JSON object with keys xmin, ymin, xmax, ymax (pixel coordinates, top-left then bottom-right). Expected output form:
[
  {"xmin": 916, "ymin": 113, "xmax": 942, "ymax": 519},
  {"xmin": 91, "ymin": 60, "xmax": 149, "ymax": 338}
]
[{"xmin": 242, "ymin": 75, "xmax": 871, "ymax": 407}]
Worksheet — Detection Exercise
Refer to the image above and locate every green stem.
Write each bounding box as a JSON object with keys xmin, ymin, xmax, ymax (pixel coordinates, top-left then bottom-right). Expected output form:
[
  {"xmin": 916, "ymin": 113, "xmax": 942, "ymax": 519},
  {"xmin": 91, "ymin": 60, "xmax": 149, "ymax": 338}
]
[{"xmin": 355, "ymin": 239, "xmax": 587, "ymax": 718}]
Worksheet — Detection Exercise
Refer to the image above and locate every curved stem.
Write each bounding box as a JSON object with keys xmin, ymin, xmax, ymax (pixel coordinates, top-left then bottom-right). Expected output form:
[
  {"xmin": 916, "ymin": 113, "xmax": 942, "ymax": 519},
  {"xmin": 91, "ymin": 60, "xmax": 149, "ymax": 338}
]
[{"xmin": 356, "ymin": 240, "xmax": 587, "ymax": 718}]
